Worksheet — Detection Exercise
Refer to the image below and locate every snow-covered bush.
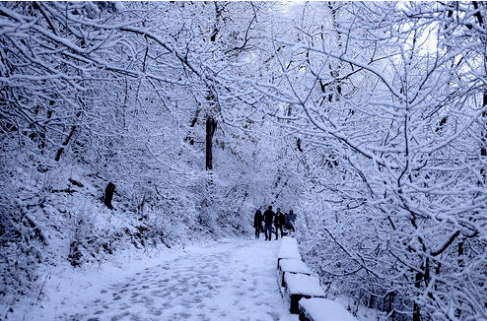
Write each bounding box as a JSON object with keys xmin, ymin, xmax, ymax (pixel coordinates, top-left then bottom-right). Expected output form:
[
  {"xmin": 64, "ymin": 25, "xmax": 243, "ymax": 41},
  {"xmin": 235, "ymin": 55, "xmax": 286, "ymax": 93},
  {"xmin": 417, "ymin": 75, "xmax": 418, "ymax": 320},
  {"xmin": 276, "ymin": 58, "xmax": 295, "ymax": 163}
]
[{"xmin": 268, "ymin": 2, "xmax": 487, "ymax": 320}]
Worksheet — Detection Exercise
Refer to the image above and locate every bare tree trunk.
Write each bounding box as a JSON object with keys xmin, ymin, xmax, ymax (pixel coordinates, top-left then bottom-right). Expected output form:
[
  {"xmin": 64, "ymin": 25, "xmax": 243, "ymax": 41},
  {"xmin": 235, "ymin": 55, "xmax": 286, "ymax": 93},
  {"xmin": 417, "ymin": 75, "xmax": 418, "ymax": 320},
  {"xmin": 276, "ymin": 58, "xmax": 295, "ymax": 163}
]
[
  {"xmin": 413, "ymin": 271, "xmax": 422, "ymax": 321},
  {"xmin": 104, "ymin": 182, "xmax": 115, "ymax": 209},
  {"xmin": 55, "ymin": 125, "xmax": 76, "ymax": 161},
  {"xmin": 55, "ymin": 111, "xmax": 81, "ymax": 162},
  {"xmin": 206, "ymin": 116, "xmax": 217, "ymax": 170}
]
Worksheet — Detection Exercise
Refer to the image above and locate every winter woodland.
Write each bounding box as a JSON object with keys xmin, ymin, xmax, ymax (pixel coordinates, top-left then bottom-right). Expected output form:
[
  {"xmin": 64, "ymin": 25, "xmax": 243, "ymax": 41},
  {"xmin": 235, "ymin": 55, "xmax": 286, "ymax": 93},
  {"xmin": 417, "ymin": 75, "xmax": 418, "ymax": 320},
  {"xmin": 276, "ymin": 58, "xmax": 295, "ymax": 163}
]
[{"xmin": 1, "ymin": 2, "xmax": 487, "ymax": 321}]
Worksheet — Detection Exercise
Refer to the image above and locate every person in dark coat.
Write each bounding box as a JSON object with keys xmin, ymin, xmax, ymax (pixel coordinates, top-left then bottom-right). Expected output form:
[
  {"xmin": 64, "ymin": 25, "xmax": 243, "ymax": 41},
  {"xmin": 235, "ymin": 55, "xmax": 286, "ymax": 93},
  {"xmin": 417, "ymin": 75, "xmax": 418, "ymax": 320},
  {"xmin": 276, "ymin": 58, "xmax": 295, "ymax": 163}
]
[
  {"xmin": 287, "ymin": 209, "xmax": 296, "ymax": 232},
  {"xmin": 263, "ymin": 206, "xmax": 275, "ymax": 241},
  {"xmin": 253, "ymin": 209, "xmax": 263, "ymax": 239},
  {"xmin": 274, "ymin": 208, "xmax": 285, "ymax": 240}
]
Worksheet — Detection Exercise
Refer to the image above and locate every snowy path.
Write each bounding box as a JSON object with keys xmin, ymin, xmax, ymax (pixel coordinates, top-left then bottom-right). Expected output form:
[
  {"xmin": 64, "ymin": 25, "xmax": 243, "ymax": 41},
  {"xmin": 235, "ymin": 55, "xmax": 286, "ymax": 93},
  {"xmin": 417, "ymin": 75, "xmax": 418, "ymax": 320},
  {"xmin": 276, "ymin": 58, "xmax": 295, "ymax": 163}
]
[{"xmin": 17, "ymin": 239, "xmax": 298, "ymax": 321}]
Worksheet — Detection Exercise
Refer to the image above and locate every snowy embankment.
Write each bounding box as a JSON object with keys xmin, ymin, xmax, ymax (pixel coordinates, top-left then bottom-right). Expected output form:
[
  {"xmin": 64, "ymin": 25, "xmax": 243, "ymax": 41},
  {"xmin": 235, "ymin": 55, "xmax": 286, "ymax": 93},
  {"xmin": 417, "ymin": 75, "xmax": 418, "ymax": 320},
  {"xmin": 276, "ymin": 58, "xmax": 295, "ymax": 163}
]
[{"xmin": 9, "ymin": 238, "xmax": 299, "ymax": 321}]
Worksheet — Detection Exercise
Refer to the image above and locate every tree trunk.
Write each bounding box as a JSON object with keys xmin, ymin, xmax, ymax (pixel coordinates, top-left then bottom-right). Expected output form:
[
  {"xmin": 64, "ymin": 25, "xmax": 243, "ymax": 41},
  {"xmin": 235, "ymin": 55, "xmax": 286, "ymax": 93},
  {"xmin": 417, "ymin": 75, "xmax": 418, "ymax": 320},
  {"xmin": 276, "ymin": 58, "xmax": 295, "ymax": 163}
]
[
  {"xmin": 206, "ymin": 116, "xmax": 217, "ymax": 170},
  {"xmin": 55, "ymin": 112, "xmax": 81, "ymax": 161},
  {"xmin": 55, "ymin": 125, "xmax": 76, "ymax": 161},
  {"xmin": 388, "ymin": 292, "xmax": 396, "ymax": 321},
  {"xmin": 413, "ymin": 271, "xmax": 422, "ymax": 321},
  {"xmin": 104, "ymin": 182, "xmax": 115, "ymax": 209},
  {"xmin": 413, "ymin": 302, "xmax": 421, "ymax": 321}
]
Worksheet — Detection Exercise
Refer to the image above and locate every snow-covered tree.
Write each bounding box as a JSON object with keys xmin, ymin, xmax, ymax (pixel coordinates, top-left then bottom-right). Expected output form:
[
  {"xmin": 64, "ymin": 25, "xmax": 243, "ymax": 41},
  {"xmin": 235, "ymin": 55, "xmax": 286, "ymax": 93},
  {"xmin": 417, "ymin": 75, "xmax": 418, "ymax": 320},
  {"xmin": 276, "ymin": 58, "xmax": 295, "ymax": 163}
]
[
  {"xmin": 0, "ymin": 1, "xmax": 274, "ymax": 307},
  {"xmin": 4, "ymin": 2, "xmax": 486, "ymax": 320},
  {"xmin": 252, "ymin": 2, "xmax": 487, "ymax": 320}
]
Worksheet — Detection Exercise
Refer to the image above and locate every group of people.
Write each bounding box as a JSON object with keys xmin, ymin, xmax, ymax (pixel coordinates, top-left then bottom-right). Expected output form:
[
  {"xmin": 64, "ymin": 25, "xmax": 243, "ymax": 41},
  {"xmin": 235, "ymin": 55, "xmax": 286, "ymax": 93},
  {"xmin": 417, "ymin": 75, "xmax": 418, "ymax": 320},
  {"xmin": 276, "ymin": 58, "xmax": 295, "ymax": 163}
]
[{"xmin": 253, "ymin": 206, "xmax": 296, "ymax": 240}]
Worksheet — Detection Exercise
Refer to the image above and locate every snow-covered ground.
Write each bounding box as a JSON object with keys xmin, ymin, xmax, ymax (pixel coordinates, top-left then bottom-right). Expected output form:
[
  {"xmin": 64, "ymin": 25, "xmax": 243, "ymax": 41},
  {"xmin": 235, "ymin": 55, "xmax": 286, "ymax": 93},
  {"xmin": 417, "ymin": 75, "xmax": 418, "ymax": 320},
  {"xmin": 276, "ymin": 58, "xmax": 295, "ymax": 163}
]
[{"xmin": 10, "ymin": 238, "xmax": 300, "ymax": 321}]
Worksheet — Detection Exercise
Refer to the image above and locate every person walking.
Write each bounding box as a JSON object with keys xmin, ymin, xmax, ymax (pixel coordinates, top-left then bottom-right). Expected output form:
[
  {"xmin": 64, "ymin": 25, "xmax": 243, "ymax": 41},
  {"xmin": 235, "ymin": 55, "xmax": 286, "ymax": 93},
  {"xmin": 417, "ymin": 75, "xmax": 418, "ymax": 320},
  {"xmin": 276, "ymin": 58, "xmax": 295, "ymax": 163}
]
[
  {"xmin": 263, "ymin": 206, "xmax": 275, "ymax": 241},
  {"xmin": 253, "ymin": 209, "xmax": 263, "ymax": 239},
  {"xmin": 274, "ymin": 208, "xmax": 285, "ymax": 240},
  {"xmin": 288, "ymin": 209, "xmax": 296, "ymax": 232}
]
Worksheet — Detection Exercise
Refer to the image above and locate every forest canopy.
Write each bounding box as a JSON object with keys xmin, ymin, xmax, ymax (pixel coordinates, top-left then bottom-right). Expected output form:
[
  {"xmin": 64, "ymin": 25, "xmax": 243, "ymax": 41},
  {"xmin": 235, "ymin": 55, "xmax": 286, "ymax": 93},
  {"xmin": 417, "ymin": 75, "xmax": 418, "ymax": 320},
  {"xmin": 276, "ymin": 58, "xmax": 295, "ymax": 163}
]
[{"xmin": 1, "ymin": 2, "xmax": 486, "ymax": 321}]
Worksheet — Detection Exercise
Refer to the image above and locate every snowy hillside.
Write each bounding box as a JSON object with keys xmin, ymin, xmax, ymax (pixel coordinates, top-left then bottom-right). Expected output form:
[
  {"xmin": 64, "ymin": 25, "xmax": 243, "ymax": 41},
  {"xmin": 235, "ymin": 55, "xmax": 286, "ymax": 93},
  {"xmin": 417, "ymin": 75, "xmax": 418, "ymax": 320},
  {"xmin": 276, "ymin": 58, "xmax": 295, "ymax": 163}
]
[{"xmin": 1, "ymin": 152, "xmax": 252, "ymax": 318}]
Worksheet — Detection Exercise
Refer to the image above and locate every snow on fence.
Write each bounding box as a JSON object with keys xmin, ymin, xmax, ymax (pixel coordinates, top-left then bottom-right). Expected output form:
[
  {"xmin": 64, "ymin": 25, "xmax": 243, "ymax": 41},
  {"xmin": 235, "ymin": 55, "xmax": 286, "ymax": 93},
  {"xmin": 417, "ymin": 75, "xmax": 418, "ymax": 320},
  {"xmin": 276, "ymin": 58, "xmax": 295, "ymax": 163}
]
[
  {"xmin": 277, "ymin": 236, "xmax": 357, "ymax": 321},
  {"xmin": 299, "ymin": 298, "xmax": 358, "ymax": 321},
  {"xmin": 278, "ymin": 258, "xmax": 312, "ymax": 287},
  {"xmin": 277, "ymin": 236, "xmax": 302, "ymax": 268}
]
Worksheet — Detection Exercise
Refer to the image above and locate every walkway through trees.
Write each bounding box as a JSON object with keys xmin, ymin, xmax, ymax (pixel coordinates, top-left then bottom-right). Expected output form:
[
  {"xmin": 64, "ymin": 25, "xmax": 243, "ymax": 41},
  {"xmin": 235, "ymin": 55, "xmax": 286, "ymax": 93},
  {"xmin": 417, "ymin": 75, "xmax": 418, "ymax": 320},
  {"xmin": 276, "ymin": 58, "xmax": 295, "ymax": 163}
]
[{"xmin": 13, "ymin": 239, "xmax": 298, "ymax": 321}]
